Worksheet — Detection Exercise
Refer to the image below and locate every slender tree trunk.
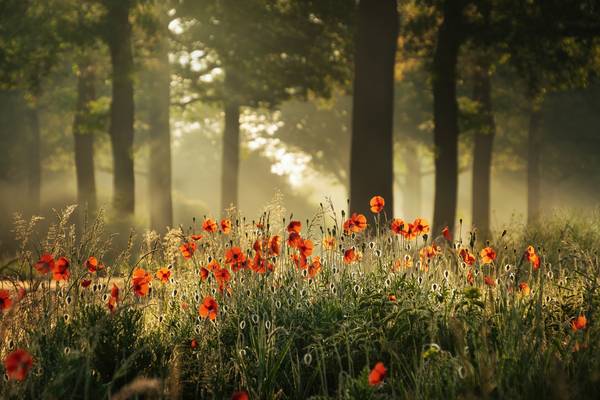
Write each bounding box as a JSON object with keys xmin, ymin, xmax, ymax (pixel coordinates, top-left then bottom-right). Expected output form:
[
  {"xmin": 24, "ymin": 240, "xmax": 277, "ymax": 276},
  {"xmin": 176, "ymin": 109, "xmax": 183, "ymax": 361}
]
[
  {"xmin": 26, "ymin": 103, "xmax": 41, "ymax": 215},
  {"xmin": 106, "ymin": 2, "xmax": 135, "ymax": 216},
  {"xmin": 471, "ymin": 59, "xmax": 495, "ymax": 238},
  {"xmin": 404, "ymin": 141, "xmax": 422, "ymax": 217},
  {"xmin": 350, "ymin": 0, "xmax": 398, "ymax": 217},
  {"xmin": 221, "ymin": 101, "xmax": 240, "ymax": 213},
  {"xmin": 73, "ymin": 59, "xmax": 97, "ymax": 212},
  {"xmin": 432, "ymin": 0, "xmax": 464, "ymax": 234},
  {"xmin": 527, "ymin": 103, "xmax": 543, "ymax": 224},
  {"xmin": 148, "ymin": 23, "xmax": 173, "ymax": 231}
]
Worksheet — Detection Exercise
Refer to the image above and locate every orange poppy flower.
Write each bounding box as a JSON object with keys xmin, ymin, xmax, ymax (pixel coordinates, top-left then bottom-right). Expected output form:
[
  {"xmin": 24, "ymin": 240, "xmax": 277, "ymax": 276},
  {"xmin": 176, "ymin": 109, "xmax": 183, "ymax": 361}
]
[
  {"xmin": 225, "ymin": 246, "xmax": 246, "ymax": 270},
  {"xmin": 459, "ymin": 249, "xmax": 476, "ymax": 266},
  {"xmin": 0, "ymin": 290, "xmax": 12, "ymax": 312},
  {"xmin": 525, "ymin": 245, "xmax": 540, "ymax": 270},
  {"xmin": 206, "ymin": 259, "xmax": 220, "ymax": 271},
  {"xmin": 287, "ymin": 220, "xmax": 302, "ymax": 234},
  {"xmin": 400, "ymin": 223, "xmax": 417, "ymax": 240},
  {"xmin": 107, "ymin": 283, "xmax": 119, "ymax": 313},
  {"xmin": 518, "ymin": 282, "xmax": 530, "ymax": 296},
  {"xmin": 85, "ymin": 256, "xmax": 103, "ymax": 273},
  {"xmin": 419, "ymin": 245, "xmax": 438, "ymax": 260},
  {"xmin": 344, "ymin": 213, "xmax": 368, "ymax": 233},
  {"xmin": 442, "ymin": 226, "xmax": 452, "ymax": 241},
  {"xmin": 390, "ymin": 219, "xmax": 404, "ymax": 235},
  {"xmin": 52, "ymin": 257, "xmax": 70, "ymax": 281},
  {"xmin": 156, "ymin": 267, "xmax": 171, "ymax": 284},
  {"xmin": 322, "ymin": 236, "xmax": 336, "ymax": 250},
  {"xmin": 299, "ymin": 239, "xmax": 314, "ymax": 257},
  {"xmin": 291, "ymin": 253, "xmax": 308, "ymax": 270},
  {"xmin": 369, "ymin": 196, "xmax": 385, "ymax": 213},
  {"xmin": 308, "ymin": 257, "xmax": 322, "ymax": 278},
  {"xmin": 571, "ymin": 315, "xmax": 587, "ymax": 331},
  {"xmin": 268, "ymin": 235, "xmax": 281, "ymax": 256},
  {"xmin": 191, "ymin": 234, "xmax": 203, "ymax": 241},
  {"xmin": 199, "ymin": 296, "xmax": 218, "ymax": 320},
  {"xmin": 287, "ymin": 231, "xmax": 302, "ymax": 248},
  {"xmin": 4, "ymin": 349, "xmax": 33, "ymax": 381},
  {"xmin": 231, "ymin": 390, "xmax": 249, "ymax": 400},
  {"xmin": 35, "ymin": 253, "xmax": 54, "ymax": 274},
  {"xmin": 214, "ymin": 267, "xmax": 231, "ymax": 285},
  {"xmin": 252, "ymin": 254, "xmax": 275, "ymax": 274},
  {"xmin": 202, "ymin": 218, "xmax": 218, "ymax": 233},
  {"xmin": 344, "ymin": 248, "xmax": 357, "ymax": 264},
  {"xmin": 479, "ymin": 247, "xmax": 496, "ymax": 264},
  {"xmin": 484, "ymin": 275, "xmax": 496, "ymax": 287},
  {"xmin": 180, "ymin": 241, "xmax": 197, "ymax": 259},
  {"xmin": 200, "ymin": 267, "xmax": 210, "ymax": 281},
  {"xmin": 221, "ymin": 219, "xmax": 232, "ymax": 234},
  {"xmin": 132, "ymin": 268, "xmax": 152, "ymax": 297},
  {"xmin": 368, "ymin": 362, "xmax": 387, "ymax": 386},
  {"xmin": 412, "ymin": 218, "xmax": 430, "ymax": 236}
]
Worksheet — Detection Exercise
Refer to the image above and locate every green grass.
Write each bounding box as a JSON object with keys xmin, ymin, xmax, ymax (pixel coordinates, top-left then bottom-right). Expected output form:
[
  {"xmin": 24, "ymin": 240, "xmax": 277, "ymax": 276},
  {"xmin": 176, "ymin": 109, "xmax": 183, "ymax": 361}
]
[{"xmin": 1, "ymin": 204, "xmax": 599, "ymax": 399}]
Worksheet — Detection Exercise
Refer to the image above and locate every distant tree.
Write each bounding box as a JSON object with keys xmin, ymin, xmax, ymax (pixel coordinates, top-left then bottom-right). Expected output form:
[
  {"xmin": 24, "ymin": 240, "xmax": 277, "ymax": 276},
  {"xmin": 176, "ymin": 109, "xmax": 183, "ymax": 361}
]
[{"xmin": 349, "ymin": 0, "xmax": 399, "ymax": 217}]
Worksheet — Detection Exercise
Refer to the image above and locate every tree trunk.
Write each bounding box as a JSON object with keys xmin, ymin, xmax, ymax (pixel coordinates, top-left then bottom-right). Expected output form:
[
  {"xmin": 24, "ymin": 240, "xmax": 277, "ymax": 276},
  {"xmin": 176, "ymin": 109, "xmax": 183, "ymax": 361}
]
[
  {"xmin": 527, "ymin": 103, "xmax": 543, "ymax": 224},
  {"xmin": 471, "ymin": 59, "xmax": 495, "ymax": 238},
  {"xmin": 404, "ymin": 141, "xmax": 422, "ymax": 217},
  {"xmin": 432, "ymin": 0, "xmax": 464, "ymax": 234},
  {"xmin": 220, "ymin": 102, "xmax": 240, "ymax": 213},
  {"xmin": 148, "ymin": 22, "xmax": 173, "ymax": 231},
  {"xmin": 349, "ymin": 0, "xmax": 398, "ymax": 217},
  {"xmin": 26, "ymin": 103, "xmax": 41, "ymax": 215},
  {"xmin": 106, "ymin": 2, "xmax": 135, "ymax": 216},
  {"xmin": 73, "ymin": 59, "xmax": 97, "ymax": 212}
]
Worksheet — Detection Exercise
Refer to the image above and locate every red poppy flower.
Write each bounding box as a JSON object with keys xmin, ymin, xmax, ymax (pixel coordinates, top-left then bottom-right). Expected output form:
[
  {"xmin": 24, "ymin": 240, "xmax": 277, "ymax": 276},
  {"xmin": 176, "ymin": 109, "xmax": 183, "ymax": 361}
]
[
  {"xmin": 343, "ymin": 213, "xmax": 367, "ymax": 233},
  {"xmin": 199, "ymin": 296, "xmax": 218, "ymax": 320},
  {"xmin": 369, "ymin": 196, "xmax": 385, "ymax": 213},
  {"xmin": 81, "ymin": 279, "xmax": 92, "ymax": 288},
  {"xmin": 35, "ymin": 253, "xmax": 54, "ymax": 274},
  {"xmin": 52, "ymin": 257, "xmax": 70, "ymax": 281},
  {"xmin": 214, "ymin": 267, "xmax": 231, "ymax": 286},
  {"xmin": 132, "ymin": 268, "xmax": 152, "ymax": 297},
  {"xmin": 231, "ymin": 390, "xmax": 249, "ymax": 400},
  {"xmin": 180, "ymin": 241, "xmax": 197, "ymax": 259},
  {"xmin": 299, "ymin": 239, "xmax": 314, "ymax": 257},
  {"xmin": 221, "ymin": 219, "xmax": 232, "ymax": 234},
  {"xmin": 466, "ymin": 269, "xmax": 474, "ymax": 285},
  {"xmin": 200, "ymin": 267, "xmax": 209, "ymax": 281},
  {"xmin": 442, "ymin": 226, "xmax": 452, "ymax": 241},
  {"xmin": 572, "ymin": 315, "xmax": 587, "ymax": 331},
  {"xmin": 268, "ymin": 235, "xmax": 281, "ymax": 256},
  {"xmin": 191, "ymin": 234, "xmax": 203, "ymax": 241},
  {"xmin": 287, "ymin": 220, "xmax": 302, "ymax": 234},
  {"xmin": 111, "ymin": 283, "xmax": 119, "ymax": 300},
  {"xmin": 156, "ymin": 267, "xmax": 171, "ymax": 284},
  {"xmin": 252, "ymin": 254, "xmax": 274, "ymax": 274},
  {"xmin": 480, "ymin": 247, "xmax": 496, "ymax": 264},
  {"xmin": 85, "ymin": 256, "xmax": 103, "ymax": 273},
  {"xmin": 368, "ymin": 362, "xmax": 387, "ymax": 386},
  {"xmin": 287, "ymin": 231, "xmax": 302, "ymax": 248},
  {"xmin": 225, "ymin": 246, "xmax": 246, "ymax": 271},
  {"xmin": 308, "ymin": 257, "xmax": 321, "ymax": 278},
  {"xmin": 344, "ymin": 248, "xmax": 357, "ymax": 264},
  {"xmin": 459, "ymin": 249, "xmax": 476, "ymax": 266},
  {"xmin": 525, "ymin": 245, "xmax": 540, "ymax": 270},
  {"xmin": 388, "ymin": 294, "xmax": 397, "ymax": 302},
  {"xmin": 484, "ymin": 275, "xmax": 496, "ymax": 287},
  {"xmin": 191, "ymin": 339, "xmax": 198, "ymax": 349},
  {"xmin": 202, "ymin": 218, "xmax": 218, "ymax": 233},
  {"xmin": 0, "ymin": 290, "xmax": 12, "ymax": 312},
  {"xmin": 518, "ymin": 282, "xmax": 530, "ymax": 296},
  {"xmin": 4, "ymin": 349, "xmax": 33, "ymax": 381},
  {"xmin": 390, "ymin": 219, "xmax": 404, "ymax": 235},
  {"xmin": 412, "ymin": 218, "xmax": 430, "ymax": 236}
]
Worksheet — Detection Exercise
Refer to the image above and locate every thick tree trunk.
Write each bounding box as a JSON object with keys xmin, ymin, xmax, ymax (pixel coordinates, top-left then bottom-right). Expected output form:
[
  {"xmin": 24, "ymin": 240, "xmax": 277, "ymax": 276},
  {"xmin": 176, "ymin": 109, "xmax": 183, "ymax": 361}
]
[
  {"xmin": 432, "ymin": 0, "xmax": 464, "ymax": 234},
  {"xmin": 404, "ymin": 141, "xmax": 422, "ymax": 217},
  {"xmin": 26, "ymin": 103, "xmax": 41, "ymax": 215},
  {"xmin": 220, "ymin": 102, "xmax": 240, "ymax": 213},
  {"xmin": 148, "ymin": 25, "xmax": 173, "ymax": 231},
  {"xmin": 471, "ymin": 59, "xmax": 495, "ymax": 238},
  {"xmin": 349, "ymin": 0, "xmax": 398, "ymax": 217},
  {"xmin": 527, "ymin": 104, "xmax": 542, "ymax": 224},
  {"xmin": 73, "ymin": 59, "xmax": 97, "ymax": 212},
  {"xmin": 106, "ymin": 2, "xmax": 135, "ymax": 216}
]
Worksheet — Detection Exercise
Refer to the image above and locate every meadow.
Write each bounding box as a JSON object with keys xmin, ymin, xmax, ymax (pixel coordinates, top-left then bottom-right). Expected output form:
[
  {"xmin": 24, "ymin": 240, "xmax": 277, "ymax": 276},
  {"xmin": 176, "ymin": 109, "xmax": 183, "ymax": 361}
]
[{"xmin": 1, "ymin": 198, "xmax": 599, "ymax": 400}]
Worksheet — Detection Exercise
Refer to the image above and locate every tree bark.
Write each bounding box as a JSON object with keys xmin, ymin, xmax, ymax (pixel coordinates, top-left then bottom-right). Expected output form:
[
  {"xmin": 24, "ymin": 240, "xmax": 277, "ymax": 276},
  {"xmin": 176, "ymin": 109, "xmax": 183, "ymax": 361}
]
[
  {"xmin": 471, "ymin": 59, "xmax": 495, "ymax": 239},
  {"xmin": 432, "ymin": 0, "xmax": 464, "ymax": 234},
  {"xmin": 220, "ymin": 101, "xmax": 240, "ymax": 213},
  {"xmin": 73, "ymin": 59, "xmax": 97, "ymax": 212},
  {"xmin": 106, "ymin": 1, "xmax": 135, "ymax": 216},
  {"xmin": 26, "ymin": 102, "xmax": 41, "ymax": 215},
  {"xmin": 349, "ymin": 0, "xmax": 398, "ymax": 217},
  {"xmin": 527, "ymin": 103, "xmax": 543, "ymax": 224},
  {"xmin": 148, "ymin": 22, "xmax": 173, "ymax": 231},
  {"xmin": 404, "ymin": 141, "xmax": 422, "ymax": 217}
]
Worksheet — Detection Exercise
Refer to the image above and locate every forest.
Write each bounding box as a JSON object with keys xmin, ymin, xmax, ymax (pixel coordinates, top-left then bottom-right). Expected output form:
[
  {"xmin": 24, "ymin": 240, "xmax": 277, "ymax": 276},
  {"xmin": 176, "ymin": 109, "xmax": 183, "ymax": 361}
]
[{"xmin": 1, "ymin": 1, "xmax": 600, "ymax": 399}]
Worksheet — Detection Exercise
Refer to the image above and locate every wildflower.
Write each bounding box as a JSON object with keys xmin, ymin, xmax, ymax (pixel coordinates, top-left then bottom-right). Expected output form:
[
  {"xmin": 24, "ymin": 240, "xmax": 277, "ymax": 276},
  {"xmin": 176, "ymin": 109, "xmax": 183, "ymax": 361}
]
[
  {"xmin": 191, "ymin": 234, "xmax": 203, "ymax": 241},
  {"xmin": 132, "ymin": 268, "xmax": 152, "ymax": 297},
  {"xmin": 388, "ymin": 294, "xmax": 397, "ymax": 302},
  {"xmin": 571, "ymin": 315, "xmax": 587, "ymax": 331},
  {"xmin": 231, "ymin": 390, "xmax": 249, "ymax": 400},
  {"xmin": 299, "ymin": 239, "xmax": 314, "ymax": 257},
  {"xmin": 343, "ymin": 248, "xmax": 357, "ymax": 264},
  {"xmin": 484, "ymin": 275, "xmax": 496, "ymax": 287},
  {"xmin": 52, "ymin": 257, "xmax": 70, "ymax": 281},
  {"xmin": 220, "ymin": 219, "xmax": 232, "ymax": 234},
  {"xmin": 390, "ymin": 218, "xmax": 404, "ymax": 235},
  {"xmin": 287, "ymin": 231, "xmax": 302, "ymax": 248},
  {"xmin": 3, "ymin": 349, "xmax": 33, "ymax": 381},
  {"xmin": 343, "ymin": 213, "xmax": 367, "ymax": 233},
  {"xmin": 200, "ymin": 267, "xmax": 210, "ymax": 281},
  {"xmin": 466, "ymin": 269, "xmax": 474, "ymax": 285},
  {"xmin": 214, "ymin": 267, "xmax": 232, "ymax": 289},
  {"xmin": 180, "ymin": 241, "xmax": 197, "ymax": 259},
  {"xmin": 287, "ymin": 220, "xmax": 302, "ymax": 234},
  {"xmin": 368, "ymin": 362, "xmax": 387, "ymax": 386},
  {"xmin": 442, "ymin": 226, "xmax": 452, "ymax": 241},
  {"xmin": 459, "ymin": 249, "xmax": 476, "ymax": 266},
  {"xmin": 35, "ymin": 253, "xmax": 54, "ymax": 274},
  {"xmin": 369, "ymin": 196, "xmax": 385, "ymax": 213},
  {"xmin": 199, "ymin": 296, "xmax": 218, "ymax": 320},
  {"xmin": 419, "ymin": 245, "xmax": 439, "ymax": 260},
  {"xmin": 0, "ymin": 290, "xmax": 12, "ymax": 312},
  {"xmin": 518, "ymin": 282, "xmax": 530, "ymax": 296},
  {"xmin": 322, "ymin": 236, "xmax": 335, "ymax": 250},
  {"xmin": 479, "ymin": 247, "xmax": 496, "ymax": 264},
  {"xmin": 308, "ymin": 257, "xmax": 321, "ymax": 278},
  {"xmin": 268, "ymin": 235, "xmax": 281, "ymax": 256},
  {"xmin": 412, "ymin": 218, "xmax": 430, "ymax": 236},
  {"xmin": 225, "ymin": 247, "xmax": 246, "ymax": 271},
  {"xmin": 191, "ymin": 339, "xmax": 198, "ymax": 349},
  {"xmin": 525, "ymin": 245, "xmax": 541, "ymax": 270},
  {"xmin": 107, "ymin": 284, "xmax": 119, "ymax": 313},
  {"xmin": 207, "ymin": 259, "xmax": 220, "ymax": 271},
  {"xmin": 85, "ymin": 256, "xmax": 103, "ymax": 273},
  {"xmin": 156, "ymin": 267, "xmax": 171, "ymax": 284},
  {"xmin": 202, "ymin": 218, "xmax": 218, "ymax": 233}
]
